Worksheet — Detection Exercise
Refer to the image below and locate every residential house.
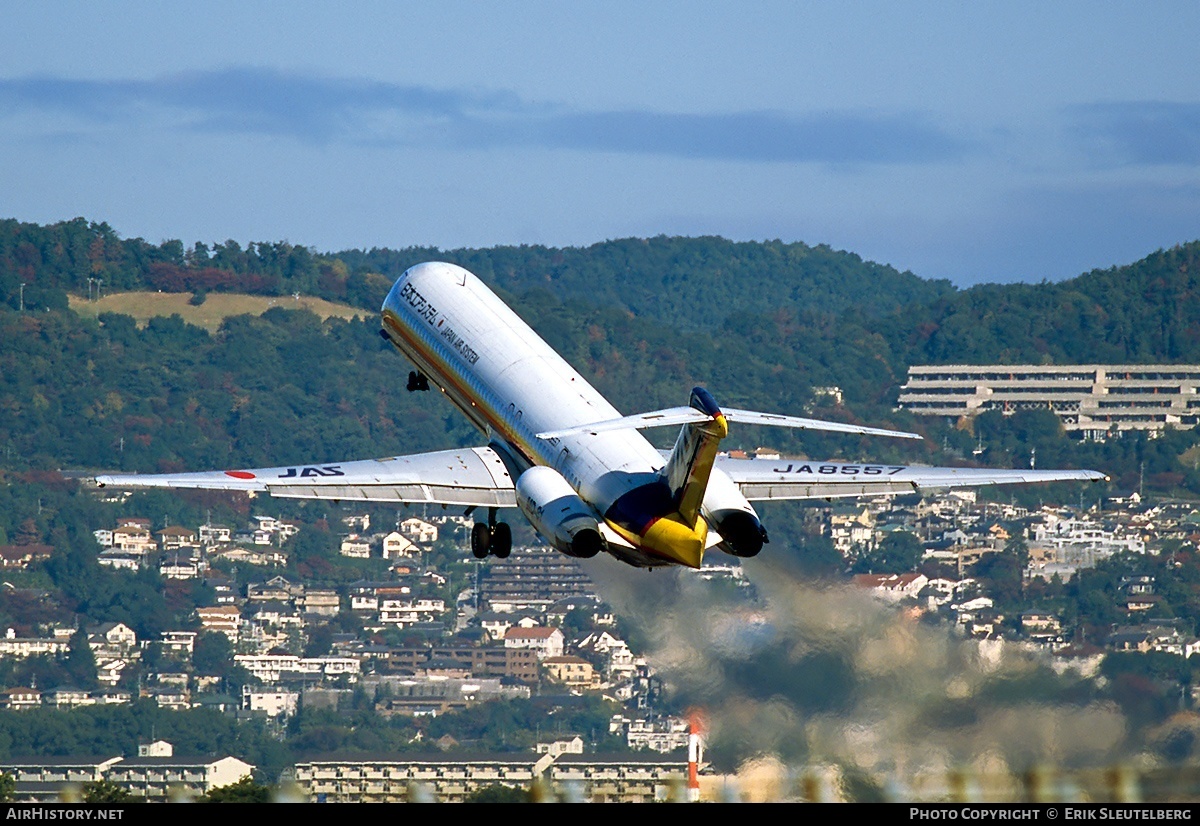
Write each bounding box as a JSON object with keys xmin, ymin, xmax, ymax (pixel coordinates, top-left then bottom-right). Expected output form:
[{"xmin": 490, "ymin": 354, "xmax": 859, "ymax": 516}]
[
  {"xmin": 379, "ymin": 597, "xmax": 446, "ymax": 627},
  {"xmin": 340, "ymin": 535, "xmax": 372, "ymax": 558},
  {"xmin": 536, "ymin": 736, "xmax": 585, "ymax": 757},
  {"xmin": 198, "ymin": 524, "xmax": 232, "ymax": 546},
  {"xmin": 0, "ymin": 545, "xmax": 52, "ymax": 569},
  {"xmin": 0, "ymin": 632, "xmax": 68, "ymax": 659},
  {"xmin": 242, "ymin": 686, "xmax": 299, "ymax": 718},
  {"xmin": 247, "ymin": 576, "xmax": 303, "ymax": 603},
  {"xmin": 159, "ymin": 630, "xmax": 198, "ymax": 657},
  {"xmin": 145, "ymin": 688, "xmax": 191, "ymax": 711},
  {"xmin": 196, "ymin": 606, "xmax": 241, "ymax": 643},
  {"xmin": 300, "ymin": 589, "xmax": 341, "ymax": 617},
  {"xmin": 400, "ymin": 517, "xmax": 438, "ymax": 544},
  {"xmin": 503, "ymin": 626, "xmax": 565, "ymax": 660},
  {"xmin": 827, "ymin": 507, "xmax": 876, "ymax": 554},
  {"xmin": 478, "ymin": 611, "xmax": 520, "ymax": 641},
  {"xmin": 95, "ymin": 660, "xmax": 128, "ymax": 687},
  {"xmin": 111, "ymin": 525, "xmax": 156, "ymax": 555},
  {"xmin": 42, "ymin": 688, "xmax": 97, "ymax": 709},
  {"xmin": 850, "ymin": 573, "xmax": 930, "ymax": 602},
  {"xmin": 578, "ymin": 632, "xmax": 636, "ymax": 681},
  {"xmin": 88, "ymin": 622, "xmax": 137, "ymax": 656},
  {"xmin": 382, "ymin": 531, "xmax": 419, "ymax": 559},
  {"xmin": 1021, "ymin": 611, "xmax": 1063, "ymax": 641},
  {"xmin": 342, "ymin": 514, "xmax": 371, "ymax": 532},
  {"xmin": 138, "ymin": 740, "xmax": 174, "ymax": 758},
  {"xmin": 542, "ymin": 655, "xmax": 598, "ymax": 689},
  {"xmin": 612, "ymin": 715, "xmax": 691, "ymax": 753},
  {"xmin": 157, "ymin": 526, "xmax": 197, "ymax": 551},
  {"xmin": 1109, "ymin": 624, "xmax": 1200, "ymax": 658},
  {"xmin": 159, "ymin": 557, "xmax": 201, "ymax": 579},
  {"xmin": 246, "ymin": 600, "xmax": 303, "ymax": 629},
  {"xmin": 97, "ymin": 550, "xmax": 142, "ymax": 571},
  {"xmin": 0, "ymin": 688, "xmax": 42, "ymax": 710}
]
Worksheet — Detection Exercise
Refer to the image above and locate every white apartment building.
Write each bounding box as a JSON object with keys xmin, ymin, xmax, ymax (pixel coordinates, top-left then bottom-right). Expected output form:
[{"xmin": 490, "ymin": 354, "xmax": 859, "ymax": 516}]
[
  {"xmin": 898, "ymin": 364, "xmax": 1200, "ymax": 438},
  {"xmin": 242, "ymin": 686, "xmax": 299, "ymax": 717},
  {"xmin": 234, "ymin": 654, "xmax": 361, "ymax": 684},
  {"xmin": 379, "ymin": 597, "xmax": 446, "ymax": 627}
]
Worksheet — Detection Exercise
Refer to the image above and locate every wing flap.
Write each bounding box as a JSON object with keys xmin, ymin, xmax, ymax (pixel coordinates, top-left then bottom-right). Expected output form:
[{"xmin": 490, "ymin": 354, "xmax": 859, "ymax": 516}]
[
  {"xmin": 268, "ymin": 482, "xmax": 515, "ymax": 507},
  {"xmin": 96, "ymin": 446, "xmax": 516, "ymax": 506}
]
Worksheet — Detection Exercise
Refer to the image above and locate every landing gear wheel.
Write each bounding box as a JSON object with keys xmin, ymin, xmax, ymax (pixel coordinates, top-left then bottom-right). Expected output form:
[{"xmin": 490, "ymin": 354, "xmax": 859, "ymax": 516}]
[
  {"xmin": 491, "ymin": 522, "xmax": 512, "ymax": 559},
  {"xmin": 471, "ymin": 523, "xmax": 491, "ymax": 559}
]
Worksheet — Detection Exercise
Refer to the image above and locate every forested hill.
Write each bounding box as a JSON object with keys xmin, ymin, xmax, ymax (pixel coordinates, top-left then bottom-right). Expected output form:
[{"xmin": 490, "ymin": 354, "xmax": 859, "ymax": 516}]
[
  {"xmin": 0, "ymin": 219, "xmax": 949, "ymax": 330},
  {"xmin": 6, "ymin": 216, "xmax": 1200, "ymax": 497},
  {"xmin": 335, "ymin": 237, "xmax": 954, "ymax": 333},
  {"xmin": 6, "ymin": 217, "xmax": 1200, "ymax": 366},
  {"xmin": 899, "ymin": 243, "xmax": 1200, "ymax": 366}
]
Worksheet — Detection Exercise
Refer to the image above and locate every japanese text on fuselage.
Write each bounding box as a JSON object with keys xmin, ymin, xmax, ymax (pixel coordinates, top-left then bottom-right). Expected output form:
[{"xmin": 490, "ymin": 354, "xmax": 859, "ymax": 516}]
[{"xmin": 399, "ymin": 282, "xmax": 439, "ymax": 325}]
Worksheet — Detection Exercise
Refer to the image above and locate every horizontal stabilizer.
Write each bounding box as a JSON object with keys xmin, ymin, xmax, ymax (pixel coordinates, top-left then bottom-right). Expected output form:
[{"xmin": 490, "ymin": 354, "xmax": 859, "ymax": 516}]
[{"xmin": 537, "ymin": 407, "xmax": 921, "ymax": 441}]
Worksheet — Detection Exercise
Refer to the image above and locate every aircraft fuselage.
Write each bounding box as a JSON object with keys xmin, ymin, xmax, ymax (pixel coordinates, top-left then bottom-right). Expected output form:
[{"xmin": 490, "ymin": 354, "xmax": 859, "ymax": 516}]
[{"xmin": 380, "ymin": 261, "xmax": 750, "ymax": 567}]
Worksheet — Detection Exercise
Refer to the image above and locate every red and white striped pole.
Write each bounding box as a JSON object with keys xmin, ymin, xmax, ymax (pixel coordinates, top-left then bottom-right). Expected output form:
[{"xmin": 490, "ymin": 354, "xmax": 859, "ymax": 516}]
[{"xmin": 687, "ymin": 714, "xmax": 704, "ymax": 802}]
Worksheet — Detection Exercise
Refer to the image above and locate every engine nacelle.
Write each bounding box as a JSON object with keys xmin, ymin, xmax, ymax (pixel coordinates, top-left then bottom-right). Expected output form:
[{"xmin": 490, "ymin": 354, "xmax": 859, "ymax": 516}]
[
  {"xmin": 515, "ymin": 466, "xmax": 606, "ymax": 558},
  {"xmin": 703, "ymin": 468, "xmax": 769, "ymax": 557}
]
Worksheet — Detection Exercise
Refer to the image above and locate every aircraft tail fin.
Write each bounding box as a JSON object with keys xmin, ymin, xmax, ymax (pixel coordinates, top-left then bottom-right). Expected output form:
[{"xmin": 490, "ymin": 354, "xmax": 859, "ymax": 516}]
[{"xmin": 661, "ymin": 387, "xmax": 728, "ymax": 526}]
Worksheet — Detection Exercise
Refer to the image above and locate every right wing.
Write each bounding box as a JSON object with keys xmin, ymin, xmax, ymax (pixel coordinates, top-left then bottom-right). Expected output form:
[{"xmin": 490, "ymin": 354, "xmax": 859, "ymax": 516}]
[
  {"xmin": 716, "ymin": 456, "xmax": 1107, "ymax": 501},
  {"xmin": 95, "ymin": 446, "xmax": 516, "ymax": 507}
]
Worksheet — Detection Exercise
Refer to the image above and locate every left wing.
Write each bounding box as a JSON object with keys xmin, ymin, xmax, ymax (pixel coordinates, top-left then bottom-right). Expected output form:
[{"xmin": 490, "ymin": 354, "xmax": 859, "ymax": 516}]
[
  {"xmin": 95, "ymin": 446, "xmax": 517, "ymax": 507},
  {"xmin": 715, "ymin": 457, "xmax": 1107, "ymax": 501}
]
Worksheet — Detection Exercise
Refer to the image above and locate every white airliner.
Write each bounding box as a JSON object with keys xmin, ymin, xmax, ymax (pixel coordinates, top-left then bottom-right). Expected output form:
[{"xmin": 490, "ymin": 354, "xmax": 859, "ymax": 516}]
[{"xmin": 95, "ymin": 262, "xmax": 1106, "ymax": 569}]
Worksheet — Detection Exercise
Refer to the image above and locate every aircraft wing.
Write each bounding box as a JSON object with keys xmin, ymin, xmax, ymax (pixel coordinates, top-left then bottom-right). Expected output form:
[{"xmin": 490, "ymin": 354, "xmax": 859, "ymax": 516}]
[
  {"xmin": 94, "ymin": 446, "xmax": 517, "ymax": 508},
  {"xmin": 715, "ymin": 457, "xmax": 1108, "ymax": 501}
]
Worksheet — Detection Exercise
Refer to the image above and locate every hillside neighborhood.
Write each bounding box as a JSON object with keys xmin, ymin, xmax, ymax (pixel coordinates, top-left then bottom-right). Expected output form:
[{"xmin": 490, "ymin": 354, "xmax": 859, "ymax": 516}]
[{"xmin": 1, "ymin": 469, "xmax": 1199, "ymax": 799}]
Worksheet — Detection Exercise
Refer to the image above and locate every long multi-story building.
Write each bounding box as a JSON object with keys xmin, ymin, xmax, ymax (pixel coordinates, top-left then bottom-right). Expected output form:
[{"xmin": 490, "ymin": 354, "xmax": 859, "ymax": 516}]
[
  {"xmin": 897, "ymin": 364, "xmax": 1200, "ymax": 438},
  {"xmin": 478, "ymin": 547, "xmax": 597, "ymax": 612},
  {"xmin": 290, "ymin": 751, "xmax": 688, "ymax": 802},
  {"xmin": 1, "ymin": 753, "xmax": 252, "ymax": 801},
  {"xmin": 292, "ymin": 752, "xmax": 555, "ymax": 802}
]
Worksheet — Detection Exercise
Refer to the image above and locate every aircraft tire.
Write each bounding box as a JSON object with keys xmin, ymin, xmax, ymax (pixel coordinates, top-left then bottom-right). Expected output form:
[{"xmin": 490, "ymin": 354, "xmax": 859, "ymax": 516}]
[
  {"xmin": 491, "ymin": 522, "xmax": 512, "ymax": 559},
  {"xmin": 471, "ymin": 523, "xmax": 491, "ymax": 559}
]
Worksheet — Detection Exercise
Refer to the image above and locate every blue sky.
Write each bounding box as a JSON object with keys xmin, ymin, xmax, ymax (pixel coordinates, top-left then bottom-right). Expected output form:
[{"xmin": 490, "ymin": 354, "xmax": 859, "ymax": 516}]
[{"xmin": 1, "ymin": 2, "xmax": 1198, "ymax": 285}]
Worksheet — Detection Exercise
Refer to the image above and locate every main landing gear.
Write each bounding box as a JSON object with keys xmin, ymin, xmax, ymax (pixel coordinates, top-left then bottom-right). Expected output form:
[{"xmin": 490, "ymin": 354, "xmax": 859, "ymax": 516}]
[
  {"xmin": 471, "ymin": 509, "xmax": 511, "ymax": 559},
  {"xmin": 406, "ymin": 371, "xmax": 430, "ymax": 392}
]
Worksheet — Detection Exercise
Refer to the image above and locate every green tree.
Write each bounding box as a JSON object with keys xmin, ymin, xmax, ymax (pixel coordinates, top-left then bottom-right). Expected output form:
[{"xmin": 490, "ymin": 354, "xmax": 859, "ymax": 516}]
[
  {"xmin": 202, "ymin": 776, "xmax": 273, "ymax": 803},
  {"xmin": 852, "ymin": 531, "xmax": 923, "ymax": 575},
  {"xmin": 0, "ymin": 772, "xmax": 14, "ymax": 802},
  {"xmin": 82, "ymin": 780, "xmax": 143, "ymax": 804},
  {"xmin": 192, "ymin": 631, "xmax": 233, "ymax": 675},
  {"xmin": 65, "ymin": 626, "xmax": 98, "ymax": 689},
  {"xmin": 463, "ymin": 782, "xmax": 527, "ymax": 803}
]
